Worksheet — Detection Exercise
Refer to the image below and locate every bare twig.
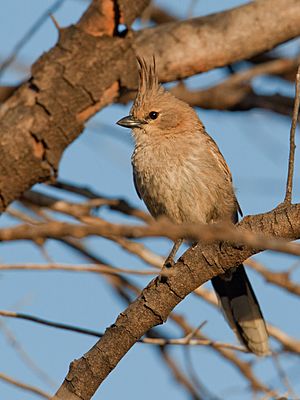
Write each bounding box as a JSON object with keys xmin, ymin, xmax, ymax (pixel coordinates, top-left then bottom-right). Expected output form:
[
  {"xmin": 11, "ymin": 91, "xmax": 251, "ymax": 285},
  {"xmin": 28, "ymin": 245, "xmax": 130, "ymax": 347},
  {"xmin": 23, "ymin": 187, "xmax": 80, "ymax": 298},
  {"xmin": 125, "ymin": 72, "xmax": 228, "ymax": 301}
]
[
  {"xmin": 0, "ymin": 263, "xmax": 158, "ymax": 276},
  {"xmin": 23, "ymin": 192, "xmax": 163, "ymax": 268},
  {"xmin": 171, "ymin": 58, "xmax": 299, "ymax": 111},
  {"xmin": 249, "ymin": 53, "xmax": 300, "ymax": 82},
  {"xmin": 49, "ymin": 14, "xmax": 61, "ymax": 32},
  {"xmin": 0, "ymin": 310, "xmax": 103, "ymax": 338},
  {"xmin": 0, "ymin": 321, "xmax": 55, "ymax": 388},
  {"xmin": 272, "ymin": 353, "xmax": 297, "ymax": 398},
  {"xmin": 142, "ymin": 336, "xmax": 246, "ymax": 351},
  {"xmin": 246, "ymin": 258, "xmax": 300, "ymax": 296},
  {"xmin": 0, "ymin": 309, "xmax": 247, "ymax": 351},
  {"xmin": 108, "ymin": 236, "xmax": 163, "ymax": 268},
  {"xmin": 159, "ymin": 347, "xmax": 203, "ymax": 400},
  {"xmin": 0, "ymin": 372, "xmax": 51, "ymax": 399},
  {"xmin": 284, "ymin": 65, "xmax": 300, "ymax": 204},
  {"xmin": 170, "ymin": 314, "xmax": 276, "ymax": 396},
  {"xmin": 267, "ymin": 324, "xmax": 300, "ymax": 354},
  {"xmin": 50, "ymin": 181, "xmax": 152, "ymax": 222},
  {"xmin": 22, "ymin": 190, "xmax": 116, "ymax": 219},
  {"xmin": 183, "ymin": 345, "xmax": 222, "ymax": 400}
]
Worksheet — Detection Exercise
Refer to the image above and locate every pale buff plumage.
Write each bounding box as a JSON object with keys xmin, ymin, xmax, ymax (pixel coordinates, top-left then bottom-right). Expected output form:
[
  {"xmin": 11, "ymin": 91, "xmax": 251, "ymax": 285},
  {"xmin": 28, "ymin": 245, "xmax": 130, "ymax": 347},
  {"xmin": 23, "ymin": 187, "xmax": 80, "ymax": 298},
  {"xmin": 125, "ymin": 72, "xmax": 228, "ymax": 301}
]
[{"xmin": 117, "ymin": 57, "xmax": 269, "ymax": 356}]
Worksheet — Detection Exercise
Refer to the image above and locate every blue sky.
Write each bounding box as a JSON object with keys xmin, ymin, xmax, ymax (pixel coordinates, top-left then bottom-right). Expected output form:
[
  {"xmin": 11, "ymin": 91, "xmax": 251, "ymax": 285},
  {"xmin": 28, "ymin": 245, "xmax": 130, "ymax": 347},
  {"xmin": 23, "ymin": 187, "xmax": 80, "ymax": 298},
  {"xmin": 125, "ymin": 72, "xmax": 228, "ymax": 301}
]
[{"xmin": 0, "ymin": 1, "xmax": 300, "ymax": 399}]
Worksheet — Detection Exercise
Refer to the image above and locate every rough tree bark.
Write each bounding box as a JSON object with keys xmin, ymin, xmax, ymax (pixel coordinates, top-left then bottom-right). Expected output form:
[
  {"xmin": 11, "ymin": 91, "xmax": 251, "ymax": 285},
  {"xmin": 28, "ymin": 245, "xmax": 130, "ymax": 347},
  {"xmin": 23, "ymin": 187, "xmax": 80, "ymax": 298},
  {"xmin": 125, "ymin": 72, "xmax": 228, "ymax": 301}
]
[{"xmin": 0, "ymin": 0, "xmax": 299, "ymax": 212}]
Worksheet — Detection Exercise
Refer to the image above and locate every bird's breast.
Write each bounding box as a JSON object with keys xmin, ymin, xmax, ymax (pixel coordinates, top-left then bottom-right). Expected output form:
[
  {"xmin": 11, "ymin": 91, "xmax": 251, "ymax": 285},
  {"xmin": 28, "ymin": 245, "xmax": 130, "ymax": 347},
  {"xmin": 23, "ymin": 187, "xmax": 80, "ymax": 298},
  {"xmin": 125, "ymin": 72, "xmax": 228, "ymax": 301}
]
[{"xmin": 132, "ymin": 139, "xmax": 235, "ymax": 224}]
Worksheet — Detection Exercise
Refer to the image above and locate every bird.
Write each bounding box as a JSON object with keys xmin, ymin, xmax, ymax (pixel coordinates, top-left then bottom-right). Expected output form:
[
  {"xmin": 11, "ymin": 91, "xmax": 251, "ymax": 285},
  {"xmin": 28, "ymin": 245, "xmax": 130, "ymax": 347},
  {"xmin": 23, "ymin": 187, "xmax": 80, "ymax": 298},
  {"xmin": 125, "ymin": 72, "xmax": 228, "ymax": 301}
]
[{"xmin": 116, "ymin": 56, "xmax": 269, "ymax": 356}]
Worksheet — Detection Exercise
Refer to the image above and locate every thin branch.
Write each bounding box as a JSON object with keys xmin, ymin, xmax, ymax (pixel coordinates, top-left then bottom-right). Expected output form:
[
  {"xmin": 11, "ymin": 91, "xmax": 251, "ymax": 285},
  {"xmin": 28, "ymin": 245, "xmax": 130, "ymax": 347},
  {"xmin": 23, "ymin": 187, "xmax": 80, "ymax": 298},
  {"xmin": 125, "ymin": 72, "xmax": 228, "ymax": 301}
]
[
  {"xmin": 22, "ymin": 191, "xmax": 105, "ymax": 218},
  {"xmin": 170, "ymin": 58, "xmax": 299, "ymax": 111},
  {"xmin": 0, "ymin": 320, "xmax": 55, "ymax": 388},
  {"xmin": 267, "ymin": 325, "xmax": 300, "ymax": 354},
  {"xmin": 246, "ymin": 258, "xmax": 300, "ymax": 296},
  {"xmin": 271, "ymin": 353, "xmax": 297, "ymax": 399},
  {"xmin": 284, "ymin": 65, "xmax": 300, "ymax": 204},
  {"xmin": 0, "ymin": 309, "xmax": 247, "ymax": 351},
  {"xmin": 0, "ymin": 310, "xmax": 103, "ymax": 338},
  {"xmin": 170, "ymin": 314, "xmax": 276, "ymax": 396},
  {"xmin": 21, "ymin": 191, "xmax": 163, "ymax": 268},
  {"xmin": 0, "ymin": 263, "xmax": 158, "ymax": 276},
  {"xmin": 49, "ymin": 181, "xmax": 152, "ymax": 222},
  {"xmin": 107, "ymin": 236, "xmax": 164, "ymax": 268},
  {"xmin": 183, "ymin": 345, "xmax": 222, "ymax": 400},
  {"xmin": 159, "ymin": 347, "xmax": 203, "ymax": 400},
  {"xmin": 0, "ymin": 372, "xmax": 51, "ymax": 399},
  {"xmin": 249, "ymin": 53, "xmax": 299, "ymax": 82}
]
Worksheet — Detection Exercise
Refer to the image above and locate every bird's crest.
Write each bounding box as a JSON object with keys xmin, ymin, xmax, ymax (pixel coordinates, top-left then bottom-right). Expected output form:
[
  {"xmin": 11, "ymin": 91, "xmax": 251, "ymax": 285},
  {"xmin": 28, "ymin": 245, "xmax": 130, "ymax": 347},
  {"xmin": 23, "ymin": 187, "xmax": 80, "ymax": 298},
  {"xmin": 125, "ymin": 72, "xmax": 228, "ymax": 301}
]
[
  {"xmin": 137, "ymin": 56, "xmax": 158, "ymax": 94},
  {"xmin": 132, "ymin": 56, "xmax": 161, "ymax": 113}
]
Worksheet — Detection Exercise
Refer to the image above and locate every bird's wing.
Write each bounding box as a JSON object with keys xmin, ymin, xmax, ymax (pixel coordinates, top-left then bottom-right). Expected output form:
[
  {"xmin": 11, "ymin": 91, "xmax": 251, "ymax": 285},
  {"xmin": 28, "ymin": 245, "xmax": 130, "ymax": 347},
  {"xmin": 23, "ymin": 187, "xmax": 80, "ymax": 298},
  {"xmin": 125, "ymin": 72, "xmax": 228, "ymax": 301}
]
[
  {"xmin": 205, "ymin": 133, "xmax": 232, "ymax": 183},
  {"xmin": 204, "ymin": 132, "xmax": 243, "ymax": 219},
  {"xmin": 132, "ymin": 168, "xmax": 142, "ymax": 199}
]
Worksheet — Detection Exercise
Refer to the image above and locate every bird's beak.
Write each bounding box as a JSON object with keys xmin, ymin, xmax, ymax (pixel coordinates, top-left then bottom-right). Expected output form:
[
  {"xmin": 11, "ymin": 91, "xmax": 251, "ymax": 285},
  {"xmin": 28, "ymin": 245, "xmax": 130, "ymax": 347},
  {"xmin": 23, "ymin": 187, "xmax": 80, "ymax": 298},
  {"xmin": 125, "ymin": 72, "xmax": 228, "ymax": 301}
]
[{"xmin": 116, "ymin": 115, "xmax": 144, "ymax": 129}]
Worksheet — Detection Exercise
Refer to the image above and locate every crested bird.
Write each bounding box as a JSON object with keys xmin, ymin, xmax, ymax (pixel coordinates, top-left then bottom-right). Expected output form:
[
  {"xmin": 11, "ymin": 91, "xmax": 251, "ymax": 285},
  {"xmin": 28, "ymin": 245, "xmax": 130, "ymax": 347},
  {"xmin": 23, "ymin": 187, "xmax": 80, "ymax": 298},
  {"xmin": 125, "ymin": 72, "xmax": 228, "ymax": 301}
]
[{"xmin": 116, "ymin": 57, "xmax": 269, "ymax": 356}]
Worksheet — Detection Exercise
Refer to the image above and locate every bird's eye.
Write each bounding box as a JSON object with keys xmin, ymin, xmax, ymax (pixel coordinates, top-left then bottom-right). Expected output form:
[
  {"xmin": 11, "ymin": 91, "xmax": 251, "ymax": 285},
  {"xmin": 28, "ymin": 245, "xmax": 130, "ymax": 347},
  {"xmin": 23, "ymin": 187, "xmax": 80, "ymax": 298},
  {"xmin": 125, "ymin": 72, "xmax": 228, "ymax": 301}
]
[{"xmin": 149, "ymin": 111, "xmax": 159, "ymax": 120}]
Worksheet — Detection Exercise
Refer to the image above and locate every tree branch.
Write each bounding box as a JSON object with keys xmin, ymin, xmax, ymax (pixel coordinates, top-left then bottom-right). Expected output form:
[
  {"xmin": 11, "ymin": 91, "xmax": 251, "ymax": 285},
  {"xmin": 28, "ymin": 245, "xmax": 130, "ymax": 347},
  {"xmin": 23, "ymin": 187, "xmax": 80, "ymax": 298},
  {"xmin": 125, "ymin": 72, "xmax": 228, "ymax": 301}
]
[
  {"xmin": 0, "ymin": 372, "xmax": 50, "ymax": 399},
  {"xmin": 247, "ymin": 258, "xmax": 300, "ymax": 296},
  {"xmin": 48, "ymin": 203, "xmax": 300, "ymax": 399},
  {"xmin": 135, "ymin": 0, "xmax": 300, "ymax": 81},
  {"xmin": 0, "ymin": 263, "xmax": 158, "ymax": 275},
  {"xmin": 0, "ymin": 0, "xmax": 300, "ymax": 212},
  {"xmin": 169, "ymin": 58, "xmax": 299, "ymax": 111},
  {"xmin": 2, "ymin": 205, "xmax": 300, "ymax": 258},
  {"xmin": 283, "ymin": 65, "xmax": 300, "ymax": 204}
]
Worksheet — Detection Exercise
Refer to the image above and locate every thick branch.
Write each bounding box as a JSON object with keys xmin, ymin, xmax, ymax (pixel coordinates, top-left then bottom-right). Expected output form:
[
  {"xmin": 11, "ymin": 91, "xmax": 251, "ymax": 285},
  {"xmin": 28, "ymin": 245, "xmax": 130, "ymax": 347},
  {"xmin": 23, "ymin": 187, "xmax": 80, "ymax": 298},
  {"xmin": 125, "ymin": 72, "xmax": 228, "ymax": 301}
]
[
  {"xmin": 0, "ymin": 0, "xmax": 147, "ymax": 212},
  {"xmin": 50, "ymin": 204, "xmax": 300, "ymax": 399},
  {"xmin": 135, "ymin": 0, "xmax": 300, "ymax": 81},
  {"xmin": 0, "ymin": 0, "xmax": 300, "ymax": 212}
]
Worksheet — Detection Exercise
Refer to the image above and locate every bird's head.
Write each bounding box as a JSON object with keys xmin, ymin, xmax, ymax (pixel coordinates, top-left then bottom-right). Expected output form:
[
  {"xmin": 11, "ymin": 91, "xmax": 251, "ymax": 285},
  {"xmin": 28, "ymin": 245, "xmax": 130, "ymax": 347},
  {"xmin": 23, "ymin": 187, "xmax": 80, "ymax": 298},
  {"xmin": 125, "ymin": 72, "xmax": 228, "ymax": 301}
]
[{"xmin": 117, "ymin": 56, "xmax": 199, "ymax": 139}]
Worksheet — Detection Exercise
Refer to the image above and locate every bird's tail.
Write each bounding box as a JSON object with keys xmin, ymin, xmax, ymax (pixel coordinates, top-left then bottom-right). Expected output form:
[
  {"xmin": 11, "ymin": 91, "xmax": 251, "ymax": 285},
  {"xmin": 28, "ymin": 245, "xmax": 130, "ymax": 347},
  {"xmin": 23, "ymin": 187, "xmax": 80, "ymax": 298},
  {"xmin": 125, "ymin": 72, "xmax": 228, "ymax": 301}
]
[{"xmin": 211, "ymin": 265, "xmax": 269, "ymax": 356}]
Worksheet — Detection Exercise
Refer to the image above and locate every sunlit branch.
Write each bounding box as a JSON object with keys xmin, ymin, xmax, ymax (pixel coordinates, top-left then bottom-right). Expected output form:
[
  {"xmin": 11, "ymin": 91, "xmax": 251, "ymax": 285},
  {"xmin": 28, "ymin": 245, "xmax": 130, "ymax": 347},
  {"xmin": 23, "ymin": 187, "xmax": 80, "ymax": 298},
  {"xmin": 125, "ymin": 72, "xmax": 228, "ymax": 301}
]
[
  {"xmin": 0, "ymin": 372, "xmax": 50, "ymax": 399},
  {"xmin": 0, "ymin": 263, "xmax": 158, "ymax": 276},
  {"xmin": 283, "ymin": 65, "xmax": 300, "ymax": 204}
]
